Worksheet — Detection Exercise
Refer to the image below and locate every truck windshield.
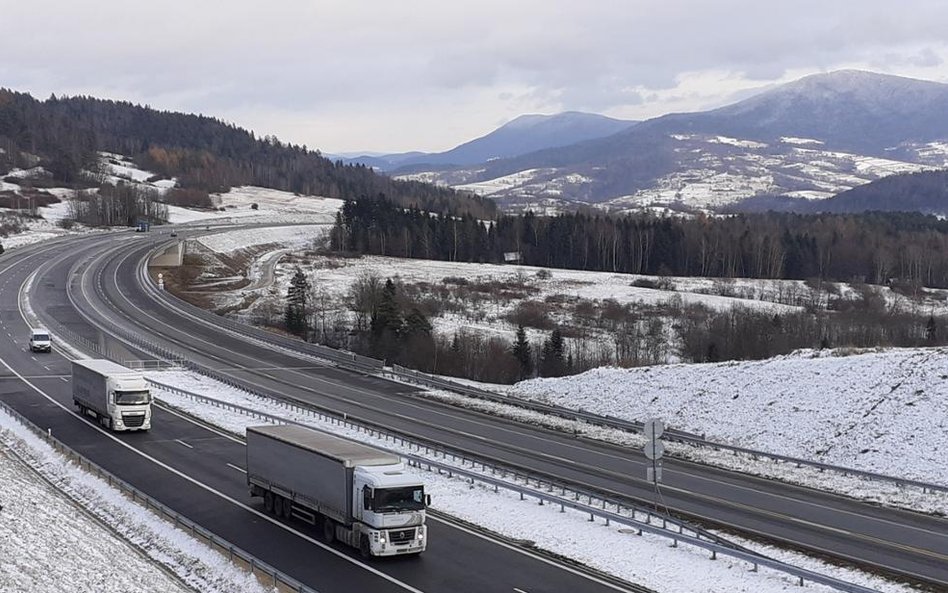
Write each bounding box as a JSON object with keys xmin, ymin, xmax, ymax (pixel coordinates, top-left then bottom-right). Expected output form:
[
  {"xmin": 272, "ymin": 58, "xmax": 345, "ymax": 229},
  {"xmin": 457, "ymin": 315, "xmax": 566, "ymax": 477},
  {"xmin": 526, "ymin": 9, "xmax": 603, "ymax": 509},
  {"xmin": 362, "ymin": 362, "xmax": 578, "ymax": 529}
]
[
  {"xmin": 374, "ymin": 486, "xmax": 425, "ymax": 512},
  {"xmin": 115, "ymin": 390, "xmax": 150, "ymax": 405}
]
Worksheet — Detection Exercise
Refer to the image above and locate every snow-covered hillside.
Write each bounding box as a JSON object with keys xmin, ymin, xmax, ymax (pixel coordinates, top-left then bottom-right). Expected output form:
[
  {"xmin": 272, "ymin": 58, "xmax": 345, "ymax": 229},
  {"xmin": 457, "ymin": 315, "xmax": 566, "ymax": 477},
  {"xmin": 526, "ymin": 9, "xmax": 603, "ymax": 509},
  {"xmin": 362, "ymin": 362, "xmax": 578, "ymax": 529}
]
[
  {"xmin": 511, "ymin": 347, "xmax": 948, "ymax": 485},
  {"xmin": 402, "ymin": 133, "xmax": 935, "ymax": 213}
]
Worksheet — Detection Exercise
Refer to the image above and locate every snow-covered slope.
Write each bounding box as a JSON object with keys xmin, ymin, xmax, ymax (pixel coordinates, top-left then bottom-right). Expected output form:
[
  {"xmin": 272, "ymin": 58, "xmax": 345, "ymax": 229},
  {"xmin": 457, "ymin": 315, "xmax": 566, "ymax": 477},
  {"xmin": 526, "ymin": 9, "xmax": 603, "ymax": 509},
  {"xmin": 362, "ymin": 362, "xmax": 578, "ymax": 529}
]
[{"xmin": 512, "ymin": 348, "xmax": 948, "ymax": 485}]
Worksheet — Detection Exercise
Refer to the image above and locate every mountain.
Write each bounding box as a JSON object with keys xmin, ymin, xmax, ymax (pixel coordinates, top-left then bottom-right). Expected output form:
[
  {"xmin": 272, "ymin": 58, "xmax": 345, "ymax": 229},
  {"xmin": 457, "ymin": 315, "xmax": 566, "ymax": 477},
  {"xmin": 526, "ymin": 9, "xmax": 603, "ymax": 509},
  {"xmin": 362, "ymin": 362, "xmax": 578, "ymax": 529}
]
[
  {"xmin": 397, "ymin": 71, "xmax": 948, "ymax": 213},
  {"xmin": 342, "ymin": 111, "xmax": 636, "ymax": 171},
  {"xmin": 807, "ymin": 170, "xmax": 948, "ymax": 214}
]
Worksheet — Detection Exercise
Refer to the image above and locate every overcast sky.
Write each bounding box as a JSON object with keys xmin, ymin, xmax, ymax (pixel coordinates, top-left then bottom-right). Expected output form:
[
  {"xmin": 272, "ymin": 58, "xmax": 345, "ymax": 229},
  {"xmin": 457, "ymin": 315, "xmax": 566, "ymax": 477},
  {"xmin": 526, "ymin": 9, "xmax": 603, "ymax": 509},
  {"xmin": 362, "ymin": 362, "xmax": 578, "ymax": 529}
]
[{"xmin": 3, "ymin": 1, "xmax": 948, "ymax": 154}]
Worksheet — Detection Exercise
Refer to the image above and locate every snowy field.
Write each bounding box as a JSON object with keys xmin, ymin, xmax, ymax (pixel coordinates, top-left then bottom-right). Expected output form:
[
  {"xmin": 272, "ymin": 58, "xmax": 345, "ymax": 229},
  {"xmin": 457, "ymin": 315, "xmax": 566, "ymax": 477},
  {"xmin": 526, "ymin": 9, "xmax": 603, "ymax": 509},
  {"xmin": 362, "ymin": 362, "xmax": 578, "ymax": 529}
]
[
  {"xmin": 148, "ymin": 370, "xmax": 913, "ymax": 593},
  {"xmin": 196, "ymin": 224, "xmax": 330, "ymax": 254},
  {"xmin": 170, "ymin": 186, "xmax": 343, "ymax": 225},
  {"xmin": 0, "ymin": 409, "xmax": 268, "ymax": 593},
  {"xmin": 511, "ymin": 347, "xmax": 948, "ymax": 487}
]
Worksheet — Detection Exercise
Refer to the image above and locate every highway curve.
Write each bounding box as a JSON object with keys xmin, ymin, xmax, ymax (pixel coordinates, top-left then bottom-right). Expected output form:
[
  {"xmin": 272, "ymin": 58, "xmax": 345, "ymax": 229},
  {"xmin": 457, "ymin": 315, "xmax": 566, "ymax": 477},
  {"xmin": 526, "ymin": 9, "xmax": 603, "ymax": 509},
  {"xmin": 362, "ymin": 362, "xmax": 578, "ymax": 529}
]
[
  {"xmin": 15, "ymin": 227, "xmax": 948, "ymax": 588},
  {"xmin": 0, "ymin": 233, "xmax": 640, "ymax": 593}
]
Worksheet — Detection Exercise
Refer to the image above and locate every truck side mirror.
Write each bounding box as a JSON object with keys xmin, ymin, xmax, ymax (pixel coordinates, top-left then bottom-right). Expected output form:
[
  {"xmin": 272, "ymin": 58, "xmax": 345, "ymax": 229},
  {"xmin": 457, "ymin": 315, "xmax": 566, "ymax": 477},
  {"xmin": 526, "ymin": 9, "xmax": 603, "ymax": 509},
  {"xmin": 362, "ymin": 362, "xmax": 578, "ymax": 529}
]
[
  {"xmin": 363, "ymin": 488, "xmax": 373, "ymax": 511},
  {"xmin": 425, "ymin": 494, "xmax": 431, "ymax": 506}
]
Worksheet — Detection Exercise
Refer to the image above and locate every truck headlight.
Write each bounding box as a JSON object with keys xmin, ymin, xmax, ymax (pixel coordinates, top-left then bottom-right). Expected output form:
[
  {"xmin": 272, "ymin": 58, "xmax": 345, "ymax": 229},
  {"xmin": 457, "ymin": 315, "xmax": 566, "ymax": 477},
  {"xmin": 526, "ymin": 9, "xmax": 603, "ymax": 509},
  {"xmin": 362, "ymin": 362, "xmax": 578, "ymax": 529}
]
[{"xmin": 379, "ymin": 537, "xmax": 386, "ymax": 544}]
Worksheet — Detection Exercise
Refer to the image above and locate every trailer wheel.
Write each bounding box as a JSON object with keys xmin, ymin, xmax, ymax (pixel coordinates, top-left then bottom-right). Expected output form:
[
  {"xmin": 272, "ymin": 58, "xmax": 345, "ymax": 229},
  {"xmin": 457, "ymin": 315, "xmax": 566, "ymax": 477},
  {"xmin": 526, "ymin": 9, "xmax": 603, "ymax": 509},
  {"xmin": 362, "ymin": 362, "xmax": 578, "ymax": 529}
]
[
  {"xmin": 281, "ymin": 497, "xmax": 293, "ymax": 519},
  {"xmin": 321, "ymin": 518, "xmax": 334, "ymax": 543},
  {"xmin": 359, "ymin": 535, "xmax": 371, "ymax": 559},
  {"xmin": 264, "ymin": 491, "xmax": 274, "ymax": 514}
]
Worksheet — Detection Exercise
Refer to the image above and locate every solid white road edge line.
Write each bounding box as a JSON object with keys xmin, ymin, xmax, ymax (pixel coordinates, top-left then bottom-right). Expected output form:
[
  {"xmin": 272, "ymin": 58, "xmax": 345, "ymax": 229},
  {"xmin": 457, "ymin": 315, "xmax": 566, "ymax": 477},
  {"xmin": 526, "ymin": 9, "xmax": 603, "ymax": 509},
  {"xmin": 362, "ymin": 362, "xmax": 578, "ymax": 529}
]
[{"xmin": 7, "ymin": 258, "xmax": 426, "ymax": 593}]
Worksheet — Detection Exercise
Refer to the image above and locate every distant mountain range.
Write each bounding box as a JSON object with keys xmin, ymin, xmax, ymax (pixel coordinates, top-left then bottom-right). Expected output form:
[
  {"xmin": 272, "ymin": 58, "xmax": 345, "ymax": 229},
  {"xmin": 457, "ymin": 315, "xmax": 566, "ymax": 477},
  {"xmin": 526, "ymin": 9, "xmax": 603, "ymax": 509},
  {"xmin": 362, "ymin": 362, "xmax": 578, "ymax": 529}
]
[
  {"xmin": 363, "ymin": 70, "xmax": 948, "ymax": 214},
  {"xmin": 333, "ymin": 112, "xmax": 636, "ymax": 171}
]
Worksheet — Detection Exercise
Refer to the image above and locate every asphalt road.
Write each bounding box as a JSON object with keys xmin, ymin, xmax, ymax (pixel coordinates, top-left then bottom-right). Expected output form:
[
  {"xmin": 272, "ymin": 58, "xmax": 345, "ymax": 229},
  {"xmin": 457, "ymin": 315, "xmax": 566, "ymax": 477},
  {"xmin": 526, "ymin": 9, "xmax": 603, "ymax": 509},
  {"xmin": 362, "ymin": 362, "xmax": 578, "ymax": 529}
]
[
  {"xmin": 10, "ymin": 228, "xmax": 948, "ymax": 588},
  {"xmin": 0, "ymin": 234, "xmax": 637, "ymax": 593}
]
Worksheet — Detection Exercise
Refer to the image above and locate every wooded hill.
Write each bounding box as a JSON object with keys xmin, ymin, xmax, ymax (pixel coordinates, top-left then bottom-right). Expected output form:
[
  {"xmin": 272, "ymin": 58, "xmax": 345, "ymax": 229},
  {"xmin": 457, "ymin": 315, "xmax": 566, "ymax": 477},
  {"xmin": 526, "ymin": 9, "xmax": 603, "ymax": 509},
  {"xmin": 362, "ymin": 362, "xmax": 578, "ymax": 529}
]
[{"xmin": 0, "ymin": 89, "xmax": 495, "ymax": 217}]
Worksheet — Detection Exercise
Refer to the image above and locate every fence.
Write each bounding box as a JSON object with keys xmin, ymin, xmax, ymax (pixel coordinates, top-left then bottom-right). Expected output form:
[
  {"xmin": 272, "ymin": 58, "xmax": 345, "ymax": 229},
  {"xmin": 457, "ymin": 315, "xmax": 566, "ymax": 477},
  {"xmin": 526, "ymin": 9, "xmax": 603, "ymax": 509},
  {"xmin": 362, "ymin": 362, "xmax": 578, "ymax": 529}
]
[{"xmin": 0, "ymin": 399, "xmax": 319, "ymax": 593}]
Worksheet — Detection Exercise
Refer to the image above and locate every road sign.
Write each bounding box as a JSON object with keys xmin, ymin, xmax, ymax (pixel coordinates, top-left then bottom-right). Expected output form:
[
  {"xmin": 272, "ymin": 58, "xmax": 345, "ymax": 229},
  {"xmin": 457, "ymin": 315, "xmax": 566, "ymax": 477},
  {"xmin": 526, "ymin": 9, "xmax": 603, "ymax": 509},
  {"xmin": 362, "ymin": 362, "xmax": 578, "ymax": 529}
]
[
  {"xmin": 644, "ymin": 440, "xmax": 664, "ymax": 460},
  {"xmin": 647, "ymin": 463, "xmax": 663, "ymax": 482},
  {"xmin": 644, "ymin": 418, "xmax": 664, "ymax": 440}
]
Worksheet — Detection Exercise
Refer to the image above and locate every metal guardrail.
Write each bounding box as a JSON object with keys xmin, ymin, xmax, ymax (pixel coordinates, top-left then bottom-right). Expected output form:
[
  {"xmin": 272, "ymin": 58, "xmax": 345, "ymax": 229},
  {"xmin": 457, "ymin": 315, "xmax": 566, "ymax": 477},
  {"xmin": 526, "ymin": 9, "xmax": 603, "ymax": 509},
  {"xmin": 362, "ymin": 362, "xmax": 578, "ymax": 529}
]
[
  {"xmin": 148, "ymin": 379, "xmax": 884, "ymax": 593},
  {"xmin": 390, "ymin": 366, "xmax": 948, "ymax": 495},
  {"xmin": 0, "ymin": 399, "xmax": 319, "ymax": 593}
]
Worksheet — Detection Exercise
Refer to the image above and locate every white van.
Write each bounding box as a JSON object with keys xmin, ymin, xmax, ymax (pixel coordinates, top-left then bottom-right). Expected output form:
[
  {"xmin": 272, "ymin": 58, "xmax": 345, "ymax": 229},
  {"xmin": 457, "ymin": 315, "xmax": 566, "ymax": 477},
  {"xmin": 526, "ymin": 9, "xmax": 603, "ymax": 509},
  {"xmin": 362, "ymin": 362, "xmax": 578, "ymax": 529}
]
[{"xmin": 29, "ymin": 328, "xmax": 52, "ymax": 353}]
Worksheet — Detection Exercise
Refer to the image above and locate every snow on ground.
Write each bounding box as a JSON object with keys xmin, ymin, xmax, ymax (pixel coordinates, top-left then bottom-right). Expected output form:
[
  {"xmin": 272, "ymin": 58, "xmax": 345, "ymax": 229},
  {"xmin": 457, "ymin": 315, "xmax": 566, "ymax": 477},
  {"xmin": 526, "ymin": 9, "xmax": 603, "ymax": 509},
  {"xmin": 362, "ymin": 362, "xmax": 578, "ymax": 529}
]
[
  {"xmin": 511, "ymin": 347, "xmax": 948, "ymax": 487},
  {"xmin": 709, "ymin": 136, "xmax": 768, "ymax": 149},
  {"xmin": 146, "ymin": 369, "xmax": 915, "ymax": 593},
  {"xmin": 100, "ymin": 152, "xmax": 170, "ymax": 185},
  {"xmin": 197, "ymin": 224, "xmax": 329, "ymax": 254},
  {"xmin": 276, "ymin": 254, "xmax": 796, "ymax": 312},
  {"xmin": 452, "ymin": 168, "xmax": 551, "ymax": 196},
  {"xmin": 0, "ymin": 408, "xmax": 269, "ymax": 593},
  {"xmin": 168, "ymin": 187, "xmax": 343, "ymax": 225},
  {"xmin": 0, "ymin": 210, "xmax": 93, "ymax": 250},
  {"xmin": 780, "ymin": 137, "xmax": 824, "ymax": 146}
]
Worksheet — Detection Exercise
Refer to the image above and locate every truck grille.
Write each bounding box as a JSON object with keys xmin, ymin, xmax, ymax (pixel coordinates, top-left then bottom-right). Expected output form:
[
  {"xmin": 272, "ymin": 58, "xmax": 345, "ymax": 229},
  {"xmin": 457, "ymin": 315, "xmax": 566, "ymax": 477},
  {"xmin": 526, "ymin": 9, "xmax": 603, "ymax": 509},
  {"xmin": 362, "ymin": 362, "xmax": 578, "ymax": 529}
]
[
  {"xmin": 388, "ymin": 528, "xmax": 415, "ymax": 545},
  {"xmin": 123, "ymin": 414, "xmax": 146, "ymax": 428}
]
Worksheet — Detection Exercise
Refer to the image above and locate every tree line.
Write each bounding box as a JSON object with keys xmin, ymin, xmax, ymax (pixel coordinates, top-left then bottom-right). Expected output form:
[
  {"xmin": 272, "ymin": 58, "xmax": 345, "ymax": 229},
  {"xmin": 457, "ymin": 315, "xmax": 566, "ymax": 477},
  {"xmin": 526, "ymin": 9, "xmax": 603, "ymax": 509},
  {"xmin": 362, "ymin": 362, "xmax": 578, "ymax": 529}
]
[
  {"xmin": 332, "ymin": 196, "xmax": 948, "ymax": 287},
  {"xmin": 0, "ymin": 89, "xmax": 495, "ymax": 218}
]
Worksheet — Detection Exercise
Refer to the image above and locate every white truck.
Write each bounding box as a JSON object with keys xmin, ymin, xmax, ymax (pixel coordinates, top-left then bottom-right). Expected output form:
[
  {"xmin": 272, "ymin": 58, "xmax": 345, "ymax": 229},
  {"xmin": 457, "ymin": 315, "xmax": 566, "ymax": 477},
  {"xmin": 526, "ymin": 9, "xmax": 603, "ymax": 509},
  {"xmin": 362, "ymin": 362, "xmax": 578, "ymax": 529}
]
[
  {"xmin": 72, "ymin": 359, "xmax": 152, "ymax": 431},
  {"xmin": 246, "ymin": 425, "xmax": 428, "ymax": 557}
]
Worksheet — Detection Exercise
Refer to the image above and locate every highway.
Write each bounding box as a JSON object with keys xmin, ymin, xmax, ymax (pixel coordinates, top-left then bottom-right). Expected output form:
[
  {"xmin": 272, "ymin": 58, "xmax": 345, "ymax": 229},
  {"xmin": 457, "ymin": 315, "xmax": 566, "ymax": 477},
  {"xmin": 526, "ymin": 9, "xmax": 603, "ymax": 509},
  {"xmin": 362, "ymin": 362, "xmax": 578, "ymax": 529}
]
[
  {"xmin": 0, "ymin": 234, "xmax": 638, "ymax": 593},
  {"xmin": 5, "ymin": 227, "xmax": 948, "ymax": 589}
]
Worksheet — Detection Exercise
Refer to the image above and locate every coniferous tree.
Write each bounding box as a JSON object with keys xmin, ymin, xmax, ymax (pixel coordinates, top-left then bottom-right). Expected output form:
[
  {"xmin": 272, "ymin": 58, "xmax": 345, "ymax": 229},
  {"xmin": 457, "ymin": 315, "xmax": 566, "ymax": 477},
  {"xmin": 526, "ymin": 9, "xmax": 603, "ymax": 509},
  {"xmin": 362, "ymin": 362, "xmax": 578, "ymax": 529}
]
[
  {"xmin": 284, "ymin": 267, "xmax": 309, "ymax": 338},
  {"xmin": 539, "ymin": 329, "xmax": 565, "ymax": 377},
  {"xmin": 370, "ymin": 279, "xmax": 402, "ymax": 360},
  {"xmin": 512, "ymin": 325, "xmax": 533, "ymax": 380},
  {"xmin": 926, "ymin": 314, "xmax": 938, "ymax": 342}
]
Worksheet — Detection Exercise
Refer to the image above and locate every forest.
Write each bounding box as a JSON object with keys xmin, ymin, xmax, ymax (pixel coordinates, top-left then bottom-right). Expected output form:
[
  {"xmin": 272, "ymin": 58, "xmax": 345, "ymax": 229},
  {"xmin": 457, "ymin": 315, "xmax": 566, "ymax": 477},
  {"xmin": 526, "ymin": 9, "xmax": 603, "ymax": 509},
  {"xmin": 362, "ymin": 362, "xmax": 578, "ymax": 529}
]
[
  {"xmin": 331, "ymin": 196, "xmax": 948, "ymax": 288},
  {"xmin": 0, "ymin": 89, "xmax": 495, "ymax": 218}
]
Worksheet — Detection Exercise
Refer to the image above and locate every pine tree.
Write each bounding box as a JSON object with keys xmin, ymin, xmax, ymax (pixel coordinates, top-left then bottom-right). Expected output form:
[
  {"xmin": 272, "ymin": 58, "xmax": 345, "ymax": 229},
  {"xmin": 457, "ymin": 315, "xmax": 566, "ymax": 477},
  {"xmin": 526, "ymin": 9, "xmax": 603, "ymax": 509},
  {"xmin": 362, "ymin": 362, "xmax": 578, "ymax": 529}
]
[
  {"xmin": 512, "ymin": 324, "xmax": 533, "ymax": 380},
  {"xmin": 926, "ymin": 314, "xmax": 938, "ymax": 342},
  {"xmin": 284, "ymin": 267, "xmax": 310, "ymax": 338},
  {"xmin": 371, "ymin": 279, "xmax": 402, "ymax": 336},
  {"xmin": 539, "ymin": 328, "xmax": 565, "ymax": 377}
]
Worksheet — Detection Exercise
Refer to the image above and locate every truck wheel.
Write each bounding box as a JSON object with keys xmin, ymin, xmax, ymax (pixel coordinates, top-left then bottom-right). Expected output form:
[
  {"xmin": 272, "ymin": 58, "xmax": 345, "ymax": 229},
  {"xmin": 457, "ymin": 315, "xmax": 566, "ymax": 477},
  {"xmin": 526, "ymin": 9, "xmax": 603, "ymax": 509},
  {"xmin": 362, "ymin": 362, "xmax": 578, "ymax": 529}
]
[
  {"xmin": 360, "ymin": 535, "xmax": 371, "ymax": 559},
  {"xmin": 281, "ymin": 497, "xmax": 293, "ymax": 519},
  {"xmin": 321, "ymin": 518, "xmax": 334, "ymax": 543},
  {"xmin": 264, "ymin": 491, "xmax": 274, "ymax": 514}
]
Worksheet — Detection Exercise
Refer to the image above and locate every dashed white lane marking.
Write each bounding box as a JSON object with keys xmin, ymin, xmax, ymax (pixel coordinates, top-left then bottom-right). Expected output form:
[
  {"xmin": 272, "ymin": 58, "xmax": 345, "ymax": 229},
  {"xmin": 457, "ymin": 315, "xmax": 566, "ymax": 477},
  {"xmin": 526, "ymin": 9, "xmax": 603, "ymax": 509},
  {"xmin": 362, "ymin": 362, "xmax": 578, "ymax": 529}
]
[
  {"xmin": 226, "ymin": 463, "xmax": 247, "ymax": 474},
  {"xmin": 174, "ymin": 438, "xmax": 194, "ymax": 449}
]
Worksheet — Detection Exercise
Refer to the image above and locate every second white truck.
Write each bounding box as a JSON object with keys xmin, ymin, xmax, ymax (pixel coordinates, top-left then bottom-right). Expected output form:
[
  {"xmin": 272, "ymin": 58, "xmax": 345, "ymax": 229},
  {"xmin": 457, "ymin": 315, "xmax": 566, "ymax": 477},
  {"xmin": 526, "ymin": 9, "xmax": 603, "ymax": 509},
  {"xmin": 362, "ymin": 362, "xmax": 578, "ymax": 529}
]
[
  {"xmin": 72, "ymin": 359, "xmax": 152, "ymax": 431},
  {"xmin": 247, "ymin": 424, "xmax": 428, "ymax": 557}
]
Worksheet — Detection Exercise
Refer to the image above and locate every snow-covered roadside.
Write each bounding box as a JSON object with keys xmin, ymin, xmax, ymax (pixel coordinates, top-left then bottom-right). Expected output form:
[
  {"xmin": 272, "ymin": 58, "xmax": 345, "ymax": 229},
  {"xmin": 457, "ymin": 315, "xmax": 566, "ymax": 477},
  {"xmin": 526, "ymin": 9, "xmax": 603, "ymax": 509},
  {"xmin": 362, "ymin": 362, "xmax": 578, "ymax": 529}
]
[
  {"xmin": 409, "ymin": 385, "xmax": 948, "ymax": 516},
  {"xmin": 509, "ymin": 348, "xmax": 948, "ymax": 489},
  {"xmin": 0, "ymin": 408, "xmax": 269, "ymax": 593},
  {"xmin": 147, "ymin": 370, "xmax": 914, "ymax": 593}
]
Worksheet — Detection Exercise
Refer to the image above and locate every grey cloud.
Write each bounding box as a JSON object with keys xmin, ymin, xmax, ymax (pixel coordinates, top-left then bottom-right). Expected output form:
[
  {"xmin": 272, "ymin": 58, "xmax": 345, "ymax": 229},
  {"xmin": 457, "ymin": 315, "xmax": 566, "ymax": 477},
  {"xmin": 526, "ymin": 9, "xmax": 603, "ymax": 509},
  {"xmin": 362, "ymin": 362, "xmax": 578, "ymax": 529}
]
[{"xmin": 3, "ymin": 0, "xmax": 948, "ymax": 151}]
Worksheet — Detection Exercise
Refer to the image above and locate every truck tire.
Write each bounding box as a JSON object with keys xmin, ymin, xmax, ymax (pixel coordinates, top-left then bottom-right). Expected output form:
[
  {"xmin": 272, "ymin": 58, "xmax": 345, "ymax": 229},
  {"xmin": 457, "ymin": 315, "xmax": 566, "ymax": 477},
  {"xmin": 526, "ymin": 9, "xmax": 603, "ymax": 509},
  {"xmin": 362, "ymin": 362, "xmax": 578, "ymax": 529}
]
[
  {"xmin": 281, "ymin": 497, "xmax": 293, "ymax": 519},
  {"xmin": 321, "ymin": 518, "xmax": 334, "ymax": 543},
  {"xmin": 360, "ymin": 534, "xmax": 371, "ymax": 559},
  {"xmin": 264, "ymin": 491, "xmax": 274, "ymax": 514}
]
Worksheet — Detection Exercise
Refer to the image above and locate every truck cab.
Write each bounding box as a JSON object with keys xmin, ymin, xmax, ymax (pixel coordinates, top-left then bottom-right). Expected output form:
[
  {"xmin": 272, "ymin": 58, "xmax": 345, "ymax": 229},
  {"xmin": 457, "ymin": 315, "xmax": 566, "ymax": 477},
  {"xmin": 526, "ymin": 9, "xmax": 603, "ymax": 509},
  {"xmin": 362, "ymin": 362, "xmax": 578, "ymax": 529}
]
[
  {"xmin": 29, "ymin": 328, "xmax": 52, "ymax": 353},
  {"xmin": 353, "ymin": 463, "xmax": 428, "ymax": 556}
]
